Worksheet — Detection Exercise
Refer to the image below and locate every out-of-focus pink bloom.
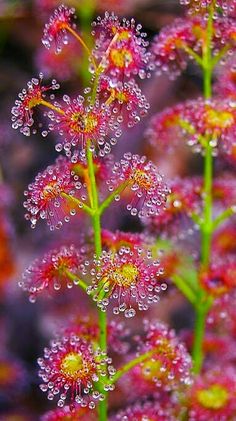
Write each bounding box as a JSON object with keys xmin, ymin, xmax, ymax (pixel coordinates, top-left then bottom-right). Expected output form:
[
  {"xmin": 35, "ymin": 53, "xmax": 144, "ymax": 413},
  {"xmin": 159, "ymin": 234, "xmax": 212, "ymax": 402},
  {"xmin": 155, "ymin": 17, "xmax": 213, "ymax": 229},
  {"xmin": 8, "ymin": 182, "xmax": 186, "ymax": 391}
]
[
  {"xmin": 152, "ymin": 15, "xmax": 236, "ymax": 79},
  {"xmin": 101, "ymin": 229, "xmax": 146, "ymax": 252},
  {"xmin": 207, "ymin": 293, "xmax": 236, "ymax": 337},
  {"xmin": 200, "ymin": 257, "xmax": 236, "ymax": 297},
  {"xmin": 143, "ymin": 177, "xmax": 202, "ymax": 229},
  {"xmin": 0, "ymin": 356, "xmax": 27, "ymax": 397},
  {"xmin": 188, "ymin": 367, "xmax": 236, "ymax": 420},
  {"xmin": 215, "ymin": 53, "xmax": 236, "ymax": 98},
  {"xmin": 181, "ymin": 0, "xmax": 236, "ymax": 19},
  {"xmin": 147, "ymin": 97, "xmax": 236, "ymax": 154},
  {"xmin": 212, "ymin": 222, "xmax": 236, "ymax": 255},
  {"xmin": 121, "ymin": 320, "xmax": 192, "ymax": 396}
]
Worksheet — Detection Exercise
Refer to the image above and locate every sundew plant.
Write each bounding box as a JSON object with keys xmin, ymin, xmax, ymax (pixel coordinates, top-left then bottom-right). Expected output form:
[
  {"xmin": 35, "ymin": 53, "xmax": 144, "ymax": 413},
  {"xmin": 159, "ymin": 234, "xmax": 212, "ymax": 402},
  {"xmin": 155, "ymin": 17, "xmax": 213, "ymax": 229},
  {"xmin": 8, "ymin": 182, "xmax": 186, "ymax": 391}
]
[{"xmin": 10, "ymin": 1, "xmax": 236, "ymax": 420}]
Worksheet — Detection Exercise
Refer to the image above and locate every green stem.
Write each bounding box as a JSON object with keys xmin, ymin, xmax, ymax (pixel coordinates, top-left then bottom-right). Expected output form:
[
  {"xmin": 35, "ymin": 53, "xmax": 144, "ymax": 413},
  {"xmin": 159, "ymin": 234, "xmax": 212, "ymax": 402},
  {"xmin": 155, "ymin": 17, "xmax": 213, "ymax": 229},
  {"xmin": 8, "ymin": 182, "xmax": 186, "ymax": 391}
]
[
  {"xmin": 171, "ymin": 274, "xmax": 197, "ymax": 305},
  {"xmin": 65, "ymin": 270, "xmax": 88, "ymax": 292},
  {"xmin": 99, "ymin": 182, "xmax": 128, "ymax": 216},
  {"xmin": 86, "ymin": 145, "xmax": 107, "ymax": 421},
  {"xmin": 201, "ymin": 142, "xmax": 213, "ymax": 266},
  {"xmin": 61, "ymin": 192, "xmax": 94, "ymax": 216},
  {"xmin": 212, "ymin": 206, "xmax": 235, "ymax": 230},
  {"xmin": 192, "ymin": 3, "xmax": 214, "ymax": 374},
  {"xmin": 192, "ymin": 307, "xmax": 207, "ymax": 373}
]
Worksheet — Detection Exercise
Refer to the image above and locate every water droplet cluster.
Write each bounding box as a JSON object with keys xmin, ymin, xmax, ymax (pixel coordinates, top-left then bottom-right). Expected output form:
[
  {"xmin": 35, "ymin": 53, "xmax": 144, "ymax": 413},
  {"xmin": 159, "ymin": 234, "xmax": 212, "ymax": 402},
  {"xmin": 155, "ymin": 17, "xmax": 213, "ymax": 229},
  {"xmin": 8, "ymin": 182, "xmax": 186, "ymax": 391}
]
[
  {"xmin": 11, "ymin": 75, "xmax": 59, "ymax": 137},
  {"xmin": 47, "ymin": 94, "xmax": 120, "ymax": 156}
]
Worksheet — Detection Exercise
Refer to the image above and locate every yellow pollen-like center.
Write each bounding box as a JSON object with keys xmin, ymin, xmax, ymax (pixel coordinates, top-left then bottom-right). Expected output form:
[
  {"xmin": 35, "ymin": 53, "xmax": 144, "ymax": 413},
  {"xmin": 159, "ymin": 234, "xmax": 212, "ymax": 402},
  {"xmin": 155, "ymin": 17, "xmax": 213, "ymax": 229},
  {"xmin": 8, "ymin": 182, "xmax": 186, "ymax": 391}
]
[
  {"xmin": 141, "ymin": 359, "xmax": 162, "ymax": 381},
  {"xmin": 132, "ymin": 169, "xmax": 152, "ymax": 190},
  {"xmin": 196, "ymin": 384, "xmax": 229, "ymax": 410},
  {"xmin": 71, "ymin": 112, "xmax": 98, "ymax": 133},
  {"xmin": 42, "ymin": 182, "xmax": 60, "ymax": 200},
  {"xmin": 60, "ymin": 352, "xmax": 84, "ymax": 380},
  {"xmin": 117, "ymin": 29, "xmax": 131, "ymax": 41},
  {"xmin": 205, "ymin": 109, "xmax": 234, "ymax": 129},
  {"xmin": 110, "ymin": 48, "xmax": 133, "ymax": 68},
  {"xmin": 112, "ymin": 263, "xmax": 139, "ymax": 287},
  {"xmin": 115, "ymin": 91, "xmax": 128, "ymax": 102}
]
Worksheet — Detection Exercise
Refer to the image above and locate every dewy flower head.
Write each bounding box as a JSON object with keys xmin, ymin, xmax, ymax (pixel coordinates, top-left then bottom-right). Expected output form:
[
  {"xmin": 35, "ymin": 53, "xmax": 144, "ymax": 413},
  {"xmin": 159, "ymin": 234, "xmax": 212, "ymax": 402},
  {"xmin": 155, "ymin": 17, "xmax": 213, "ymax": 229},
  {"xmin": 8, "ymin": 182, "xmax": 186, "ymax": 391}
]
[
  {"xmin": 41, "ymin": 404, "xmax": 97, "ymax": 420},
  {"xmin": 92, "ymin": 12, "xmax": 153, "ymax": 79},
  {"xmin": 38, "ymin": 334, "xmax": 115, "ymax": 408},
  {"xmin": 99, "ymin": 77, "xmax": 150, "ymax": 128},
  {"xmin": 11, "ymin": 74, "xmax": 59, "ymax": 137},
  {"xmin": 112, "ymin": 400, "xmax": 177, "ymax": 421},
  {"xmin": 188, "ymin": 366, "xmax": 236, "ymax": 420},
  {"xmin": 107, "ymin": 153, "xmax": 169, "ymax": 218},
  {"xmin": 87, "ymin": 246, "xmax": 164, "ymax": 318},
  {"xmin": 48, "ymin": 94, "xmax": 120, "ymax": 155},
  {"xmin": 23, "ymin": 157, "xmax": 83, "ymax": 230},
  {"xmin": 42, "ymin": 5, "xmax": 76, "ymax": 53},
  {"xmin": 19, "ymin": 245, "xmax": 83, "ymax": 303}
]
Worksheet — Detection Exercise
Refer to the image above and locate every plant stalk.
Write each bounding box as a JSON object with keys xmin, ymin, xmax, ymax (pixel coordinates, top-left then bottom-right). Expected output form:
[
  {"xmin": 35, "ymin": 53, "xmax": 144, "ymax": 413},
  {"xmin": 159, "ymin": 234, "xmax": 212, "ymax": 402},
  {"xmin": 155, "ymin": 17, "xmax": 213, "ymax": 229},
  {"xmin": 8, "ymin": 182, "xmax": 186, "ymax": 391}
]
[
  {"xmin": 192, "ymin": 3, "xmax": 214, "ymax": 373},
  {"xmin": 86, "ymin": 145, "xmax": 108, "ymax": 420}
]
